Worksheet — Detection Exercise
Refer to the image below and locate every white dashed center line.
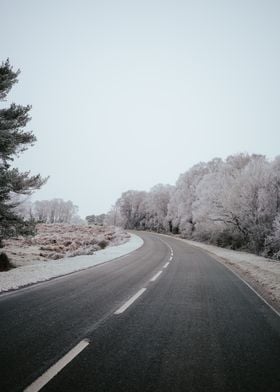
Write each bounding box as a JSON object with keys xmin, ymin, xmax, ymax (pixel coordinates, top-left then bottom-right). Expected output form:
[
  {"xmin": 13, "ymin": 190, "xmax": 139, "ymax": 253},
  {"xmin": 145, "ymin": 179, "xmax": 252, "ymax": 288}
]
[
  {"xmin": 157, "ymin": 237, "xmax": 174, "ymax": 262},
  {"xmin": 114, "ymin": 288, "xmax": 147, "ymax": 315},
  {"xmin": 25, "ymin": 238, "xmax": 176, "ymax": 391},
  {"xmin": 150, "ymin": 270, "xmax": 163, "ymax": 282},
  {"xmin": 24, "ymin": 339, "xmax": 90, "ymax": 392}
]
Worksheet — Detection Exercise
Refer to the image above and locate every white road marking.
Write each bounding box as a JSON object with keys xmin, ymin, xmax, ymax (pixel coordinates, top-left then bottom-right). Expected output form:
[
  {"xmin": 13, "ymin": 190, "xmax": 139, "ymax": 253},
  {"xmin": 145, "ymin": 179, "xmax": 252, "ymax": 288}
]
[
  {"xmin": 24, "ymin": 339, "xmax": 90, "ymax": 392},
  {"xmin": 168, "ymin": 234, "xmax": 280, "ymax": 318},
  {"xmin": 157, "ymin": 237, "xmax": 174, "ymax": 262},
  {"xmin": 114, "ymin": 288, "xmax": 147, "ymax": 315},
  {"xmin": 163, "ymin": 262, "xmax": 170, "ymax": 269},
  {"xmin": 150, "ymin": 270, "xmax": 163, "ymax": 282},
  {"xmin": 222, "ymin": 264, "xmax": 280, "ymax": 318}
]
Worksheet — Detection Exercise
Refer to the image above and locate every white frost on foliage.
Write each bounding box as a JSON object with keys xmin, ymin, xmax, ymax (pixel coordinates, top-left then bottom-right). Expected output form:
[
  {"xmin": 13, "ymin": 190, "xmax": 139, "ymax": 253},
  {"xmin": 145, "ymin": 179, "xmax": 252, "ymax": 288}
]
[
  {"xmin": 4, "ymin": 224, "xmax": 130, "ymax": 265},
  {"xmin": 0, "ymin": 234, "xmax": 143, "ymax": 293},
  {"xmin": 110, "ymin": 154, "xmax": 280, "ymax": 259}
]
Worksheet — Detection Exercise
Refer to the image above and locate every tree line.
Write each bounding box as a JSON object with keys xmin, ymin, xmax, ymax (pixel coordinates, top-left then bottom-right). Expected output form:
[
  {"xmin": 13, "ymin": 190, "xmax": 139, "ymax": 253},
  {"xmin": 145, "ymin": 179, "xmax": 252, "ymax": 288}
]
[
  {"xmin": 15, "ymin": 197, "xmax": 82, "ymax": 224},
  {"xmin": 106, "ymin": 154, "xmax": 280, "ymax": 259},
  {"xmin": 1, "ymin": 58, "xmax": 279, "ymax": 261}
]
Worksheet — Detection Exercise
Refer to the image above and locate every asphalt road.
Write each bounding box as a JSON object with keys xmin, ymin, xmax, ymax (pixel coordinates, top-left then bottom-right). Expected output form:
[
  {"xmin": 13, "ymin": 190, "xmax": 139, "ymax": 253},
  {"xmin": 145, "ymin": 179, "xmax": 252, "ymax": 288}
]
[{"xmin": 0, "ymin": 232, "xmax": 279, "ymax": 392}]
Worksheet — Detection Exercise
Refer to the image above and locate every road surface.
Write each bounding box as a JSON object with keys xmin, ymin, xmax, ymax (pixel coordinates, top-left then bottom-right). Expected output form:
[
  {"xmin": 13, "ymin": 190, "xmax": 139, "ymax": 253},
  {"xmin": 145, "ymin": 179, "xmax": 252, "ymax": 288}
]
[{"xmin": 0, "ymin": 232, "xmax": 279, "ymax": 392}]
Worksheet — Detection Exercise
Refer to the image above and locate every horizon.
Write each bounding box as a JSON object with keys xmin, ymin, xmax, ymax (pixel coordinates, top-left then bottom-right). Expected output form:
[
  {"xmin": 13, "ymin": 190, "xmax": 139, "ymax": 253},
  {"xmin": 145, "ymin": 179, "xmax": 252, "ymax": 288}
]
[{"xmin": 2, "ymin": 0, "xmax": 280, "ymax": 218}]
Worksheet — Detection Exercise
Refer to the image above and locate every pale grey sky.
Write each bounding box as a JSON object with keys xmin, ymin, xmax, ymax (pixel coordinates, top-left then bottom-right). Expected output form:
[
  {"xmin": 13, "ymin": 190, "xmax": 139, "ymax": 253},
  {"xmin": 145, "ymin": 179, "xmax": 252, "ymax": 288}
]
[{"xmin": 1, "ymin": 0, "xmax": 280, "ymax": 217}]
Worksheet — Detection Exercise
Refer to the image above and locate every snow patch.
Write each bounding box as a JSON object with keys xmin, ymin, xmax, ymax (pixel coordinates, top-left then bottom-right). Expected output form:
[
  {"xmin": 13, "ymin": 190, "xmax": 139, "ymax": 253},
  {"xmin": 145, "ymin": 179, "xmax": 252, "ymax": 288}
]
[{"xmin": 0, "ymin": 234, "xmax": 143, "ymax": 293}]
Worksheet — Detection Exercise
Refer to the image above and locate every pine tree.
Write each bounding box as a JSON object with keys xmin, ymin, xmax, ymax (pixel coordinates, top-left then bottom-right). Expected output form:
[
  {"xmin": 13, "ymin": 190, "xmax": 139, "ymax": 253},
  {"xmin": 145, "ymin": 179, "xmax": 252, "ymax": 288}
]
[{"xmin": 0, "ymin": 59, "xmax": 47, "ymax": 242}]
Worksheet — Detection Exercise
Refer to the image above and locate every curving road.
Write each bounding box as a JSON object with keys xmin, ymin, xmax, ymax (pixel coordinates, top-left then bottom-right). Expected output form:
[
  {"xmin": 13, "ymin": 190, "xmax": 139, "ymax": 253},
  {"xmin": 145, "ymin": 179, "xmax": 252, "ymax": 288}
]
[{"xmin": 0, "ymin": 232, "xmax": 279, "ymax": 392}]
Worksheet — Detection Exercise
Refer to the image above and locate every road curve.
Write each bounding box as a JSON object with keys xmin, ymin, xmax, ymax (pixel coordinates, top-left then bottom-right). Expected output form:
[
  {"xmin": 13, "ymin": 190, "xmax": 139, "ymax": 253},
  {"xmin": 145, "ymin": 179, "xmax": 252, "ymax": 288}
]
[{"xmin": 0, "ymin": 232, "xmax": 279, "ymax": 392}]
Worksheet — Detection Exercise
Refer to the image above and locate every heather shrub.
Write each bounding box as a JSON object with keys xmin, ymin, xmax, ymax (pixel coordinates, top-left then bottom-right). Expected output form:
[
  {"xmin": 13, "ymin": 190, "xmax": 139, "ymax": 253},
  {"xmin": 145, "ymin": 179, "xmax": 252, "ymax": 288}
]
[
  {"xmin": 0, "ymin": 252, "xmax": 13, "ymax": 271},
  {"xmin": 98, "ymin": 239, "xmax": 109, "ymax": 249}
]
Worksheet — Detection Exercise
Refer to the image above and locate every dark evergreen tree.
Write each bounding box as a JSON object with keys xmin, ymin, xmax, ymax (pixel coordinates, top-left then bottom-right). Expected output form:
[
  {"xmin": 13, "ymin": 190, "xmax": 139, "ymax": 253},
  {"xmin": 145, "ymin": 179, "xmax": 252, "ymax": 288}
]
[{"xmin": 0, "ymin": 59, "xmax": 47, "ymax": 242}]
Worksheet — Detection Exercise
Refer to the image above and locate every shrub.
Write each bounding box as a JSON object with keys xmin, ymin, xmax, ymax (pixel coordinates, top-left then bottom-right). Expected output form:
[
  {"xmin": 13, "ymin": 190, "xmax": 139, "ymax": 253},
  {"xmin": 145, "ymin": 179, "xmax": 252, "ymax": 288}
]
[
  {"xmin": 98, "ymin": 239, "xmax": 109, "ymax": 249},
  {"xmin": 0, "ymin": 252, "xmax": 13, "ymax": 271}
]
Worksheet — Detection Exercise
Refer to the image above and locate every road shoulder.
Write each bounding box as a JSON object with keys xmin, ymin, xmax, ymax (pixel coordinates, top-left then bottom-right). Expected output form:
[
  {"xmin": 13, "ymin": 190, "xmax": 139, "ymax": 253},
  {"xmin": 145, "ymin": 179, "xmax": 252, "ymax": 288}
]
[{"xmin": 160, "ymin": 233, "xmax": 280, "ymax": 314}]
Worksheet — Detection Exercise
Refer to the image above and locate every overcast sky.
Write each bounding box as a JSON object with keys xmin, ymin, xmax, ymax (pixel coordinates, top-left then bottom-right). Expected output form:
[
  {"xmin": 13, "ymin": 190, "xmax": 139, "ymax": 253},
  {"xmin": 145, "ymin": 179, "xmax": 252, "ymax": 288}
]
[{"xmin": 1, "ymin": 0, "xmax": 280, "ymax": 217}]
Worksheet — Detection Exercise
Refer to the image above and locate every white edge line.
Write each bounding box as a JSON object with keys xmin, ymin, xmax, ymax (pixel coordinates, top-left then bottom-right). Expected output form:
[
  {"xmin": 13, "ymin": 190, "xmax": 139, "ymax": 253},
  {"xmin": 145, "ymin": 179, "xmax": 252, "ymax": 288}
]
[
  {"xmin": 186, "ymin": 243, "xmax": 280, "ymax": 318},
  {"xmin": 157, "ymin": 232, "xmax": 280, "ymax": 318},
  {"xmin": 163, "ymin": 262, "xmax": 170, "ymax": 269},
  {"xmin": 24, "ymin": 339, "xmax": 90, "ymax": 392},
  {"xmin": 150, "ymin": 270, "xmax": 163, "ymax": 282},
  {"xmin": 169, "ymin": 256, "xmax": 173, "ymax": 261},
  {"xmin": 222, "ymin": 264, "xmax": 280, "ymax": 318},
  {"xmin": 114, "ymin": 288, "xmax": 146, "ymax": 315},
  {"xmin": 167, "ymin": 235, "xmax": 280, "ymax": 319}
]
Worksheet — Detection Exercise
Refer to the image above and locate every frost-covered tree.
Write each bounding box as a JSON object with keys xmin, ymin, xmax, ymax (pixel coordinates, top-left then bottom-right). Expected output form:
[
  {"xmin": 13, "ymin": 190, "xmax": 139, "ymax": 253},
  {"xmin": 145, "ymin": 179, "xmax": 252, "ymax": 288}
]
[
  {"xmin": 191, "ymin": 155, "xmax": 257, "ymax": 247},
  {"xmin": 104, "ymin": 205, "xmax": 123, "ymax": 227},
  {"xmin": 33, "ymin": 199, "xmax": 78, "ymax": 224},
  {"xmin": 115, "ymin": 190, "xmax": 147, "ymax": 229},
  {"xmin": 0, "ymin": 59, "xmax": 46, "ymax": 241},
  {"xmin": 86, "ymin": 213, "xmax": 106, "ymax": 226},
  {"xmin": 108, "ymin": 153, "xmax": 280, "ymax": 258},
  {"xmin": 265, "ymin": 213, "xmax": 280, "ymax": 259},
  {"xmin": 168, "ymin": 161, "xmax": 215, "ymax": 236},
  {"xmin": 227, "ymin": 156, "xmax": 271, "ymax": 252},
  {"xmin": 144, "ymin": 184, "xmax": 174, "ymax": 232},
  {"xmin": 109, "ymin": 186, "xmax": 173, "ymax": 231},
  {"xmin": 191, "ymin": 161, "xmax": 227, "ymax": 242}
]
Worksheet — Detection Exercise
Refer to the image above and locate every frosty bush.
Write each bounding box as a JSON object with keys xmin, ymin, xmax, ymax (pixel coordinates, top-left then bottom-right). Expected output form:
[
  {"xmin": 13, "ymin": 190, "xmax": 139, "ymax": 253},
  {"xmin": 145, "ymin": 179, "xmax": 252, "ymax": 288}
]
[{"xmin": 3, "ymin": 224, "xmax": 130, "ymax": 265}]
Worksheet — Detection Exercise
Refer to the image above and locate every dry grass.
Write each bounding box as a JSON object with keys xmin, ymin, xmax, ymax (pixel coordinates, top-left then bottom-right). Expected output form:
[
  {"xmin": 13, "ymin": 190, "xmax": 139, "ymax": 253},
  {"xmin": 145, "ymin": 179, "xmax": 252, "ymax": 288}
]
[{"xmin": 3, "ymin": 224, "xmax": 130, "ymax": 267}]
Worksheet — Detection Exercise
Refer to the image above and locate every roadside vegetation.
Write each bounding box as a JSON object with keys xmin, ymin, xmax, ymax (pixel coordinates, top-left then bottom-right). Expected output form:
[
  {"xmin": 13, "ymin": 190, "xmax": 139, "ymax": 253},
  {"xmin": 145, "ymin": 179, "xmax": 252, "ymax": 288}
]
[
  {"xmin": 107, "ymin": 154, "xmax": 280, "ymax": 260},
  {"xmin": 0, "ymin": 59, "xmax": 47, "ymax": 269},
  {"xmin": 1, "ymin": 58, "xmax": 279, "ymax": 270},
  {"xmin": 3, "ymin": 224, "xmax": 129, "ymax": 268},
  {"xmin": 0, "ymin": 59, "xmax": 130, "ymax": 271}
]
